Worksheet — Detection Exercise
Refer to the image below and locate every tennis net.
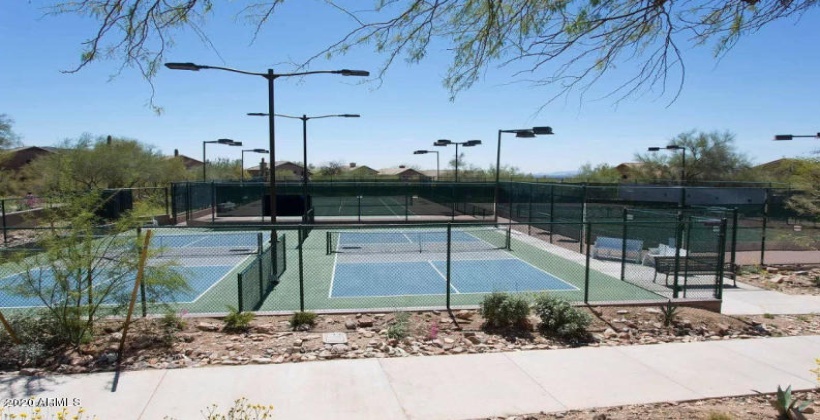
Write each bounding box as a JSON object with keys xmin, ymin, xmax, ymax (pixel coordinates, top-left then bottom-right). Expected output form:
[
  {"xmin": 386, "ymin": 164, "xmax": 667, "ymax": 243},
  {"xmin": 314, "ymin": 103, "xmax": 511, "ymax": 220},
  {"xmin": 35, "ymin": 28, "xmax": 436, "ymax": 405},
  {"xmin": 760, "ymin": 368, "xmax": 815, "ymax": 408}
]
[
  {"xmin": 326, "ymin": 226, "xmax": 510, "ymax": 254},
  {"xmin": 148, "ymin": 232, "xmax": 268, "ymax": 257}
]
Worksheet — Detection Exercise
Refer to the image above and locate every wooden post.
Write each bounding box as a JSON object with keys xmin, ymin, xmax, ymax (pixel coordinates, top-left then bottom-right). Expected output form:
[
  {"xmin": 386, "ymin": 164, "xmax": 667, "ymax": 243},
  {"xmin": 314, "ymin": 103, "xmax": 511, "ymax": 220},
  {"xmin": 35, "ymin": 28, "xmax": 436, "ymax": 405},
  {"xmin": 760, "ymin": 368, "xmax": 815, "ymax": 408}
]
[{"xmin": 116, "ymin": 230, "xmax": 153, "ymax": 367}]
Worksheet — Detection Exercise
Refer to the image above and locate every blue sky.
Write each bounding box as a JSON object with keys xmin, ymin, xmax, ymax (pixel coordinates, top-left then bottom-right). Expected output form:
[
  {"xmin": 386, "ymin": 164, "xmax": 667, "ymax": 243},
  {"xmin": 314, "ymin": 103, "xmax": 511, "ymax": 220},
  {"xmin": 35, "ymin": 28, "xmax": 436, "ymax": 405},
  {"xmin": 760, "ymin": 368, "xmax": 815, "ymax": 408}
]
[{"xmin": 2, "ymin": 1, "xmax": 819, "ymax": 174}]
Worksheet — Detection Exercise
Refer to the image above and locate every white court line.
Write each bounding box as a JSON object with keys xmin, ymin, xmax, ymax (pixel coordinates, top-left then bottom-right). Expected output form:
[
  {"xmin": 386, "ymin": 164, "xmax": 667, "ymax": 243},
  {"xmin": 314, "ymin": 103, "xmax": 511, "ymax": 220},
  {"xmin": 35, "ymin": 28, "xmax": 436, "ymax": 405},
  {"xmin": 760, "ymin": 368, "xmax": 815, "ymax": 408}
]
[
  {"xmin": 378, "ymin": 197, "xmax": 402, "ymax": 218},
  {"xmin": 328, "ymin": 247, "xmax": 340, "ymax": 298},
  {"xmin": 428, "ymin": 260, "xmax": 460, "ymax": 294}
]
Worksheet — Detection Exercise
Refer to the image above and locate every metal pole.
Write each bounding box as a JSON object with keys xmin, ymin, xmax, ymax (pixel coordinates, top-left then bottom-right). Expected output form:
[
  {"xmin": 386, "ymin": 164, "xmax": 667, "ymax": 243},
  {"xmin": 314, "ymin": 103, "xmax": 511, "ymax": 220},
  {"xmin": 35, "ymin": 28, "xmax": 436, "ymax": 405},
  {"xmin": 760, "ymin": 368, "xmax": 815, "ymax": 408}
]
[
  {"xmin": 202, "ymin": 141, "xmax": 207, "ymax": 181},
  {"xmin": 1, "ymin": 200, "xmax": 6, "ymax": 246},
  {"xmin": 436, "ymin": 151, "xmax": 440, "ymax": 181},
  {"xmin": 760, "ymin": 189, "xmax": 769, "ymax": 265},
  {"xmin": 302, "ymin": 115, "xmax": 309, "ymax": 223},
  {"xmin": 680, "ymin": 148, "xmax": 687, "ymax": 208},
  {"xmin": 454, "ymin": 143, "xmax": 460, "ymax": 183},
  {"xmin": 716, "ymin": 218, "xmax": 728, "ymax": 299},
  {"xmin": 672, "ymin": 212, "xmax": 684, "ymax": 299},
  {"xmin": 494, "ymin": 130, "xmax": 502, "ymax": 223},
  {"xmin": 446, "ymin": 223, "xmax": 452, "ymax": 310},
  {"xmin": 299, "ymin": 226, "xmax": 305, "ymax": 312},
  {"xmin": 620, "ymin": 208, "xmax": 628, "ymax": 281},
  {"xmin": 267, "ymin": 69, "xmax": 277, "ymax": 224},
  {"xmin": 730, "ymin": 207, "xmax": 738, "ymax": 277},
  {"xmin": 241, "ymin": 151, "xmax": 245, "ymax": 183},
  {"xmin": 584, "ymin": 222, "xmax": 591, "ymax": 303}
]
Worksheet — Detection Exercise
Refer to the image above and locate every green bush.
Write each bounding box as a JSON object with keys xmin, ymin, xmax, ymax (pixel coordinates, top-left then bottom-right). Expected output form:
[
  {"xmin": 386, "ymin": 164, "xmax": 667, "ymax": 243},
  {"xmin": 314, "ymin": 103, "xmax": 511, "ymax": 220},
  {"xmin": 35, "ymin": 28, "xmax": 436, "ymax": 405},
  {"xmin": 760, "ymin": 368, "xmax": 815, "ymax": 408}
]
[
  {"xmin": 479, "ymin": 292, "xmax": 530, "ymax": 329},
  {"xmin": 223, "ymin": 306, "xmax": 255, "ymax": 332},
  {"xmin": 289, "ymin": 311, "xmax": 318, "ymax": 331},
  {"xmin": 532, "ymin": 294, "xmax": 590, "ymax": 340},
  {"xmin": 387, "ymin": 311, "xmax": 411, "ymax": 340},
  {"xmin": 659, "ymin": 300, "xmax": 679, "ymax": 327}
]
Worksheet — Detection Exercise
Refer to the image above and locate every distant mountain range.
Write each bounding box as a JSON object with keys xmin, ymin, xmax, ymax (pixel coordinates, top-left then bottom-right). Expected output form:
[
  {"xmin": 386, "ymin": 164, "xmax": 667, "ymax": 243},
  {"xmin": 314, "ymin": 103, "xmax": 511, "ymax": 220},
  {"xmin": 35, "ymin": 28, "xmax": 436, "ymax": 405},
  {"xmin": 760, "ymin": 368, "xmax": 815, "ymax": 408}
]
[{"xmin": 531, "ymin": 170, "xmax": 578, "ymax": 178}]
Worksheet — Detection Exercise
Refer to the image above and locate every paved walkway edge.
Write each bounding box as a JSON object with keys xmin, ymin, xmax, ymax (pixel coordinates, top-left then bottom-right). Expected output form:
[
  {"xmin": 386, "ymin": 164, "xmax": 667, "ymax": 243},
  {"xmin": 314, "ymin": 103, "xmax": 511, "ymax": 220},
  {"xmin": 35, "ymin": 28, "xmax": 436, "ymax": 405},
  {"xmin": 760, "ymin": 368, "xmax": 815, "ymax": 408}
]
[{"xmin": 0, "ymin": 336, "xmax": 817, "ymax": 420}]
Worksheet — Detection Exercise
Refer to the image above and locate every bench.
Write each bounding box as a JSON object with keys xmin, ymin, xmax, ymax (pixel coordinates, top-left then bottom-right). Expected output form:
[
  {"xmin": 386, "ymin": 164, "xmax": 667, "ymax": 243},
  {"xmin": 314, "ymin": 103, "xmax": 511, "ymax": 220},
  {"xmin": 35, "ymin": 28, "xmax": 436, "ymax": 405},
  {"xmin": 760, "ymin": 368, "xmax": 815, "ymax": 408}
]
[
  {"xmin": 591, "ymin": 237, "xmax": 643, "ymax": 264},
  {"xmin": 653, "ymin": 255, "xmax": 729, "ymax": 286},
  {"xmin": 642, "ymin": 243, "xmax": 687, "ymax": 266}
]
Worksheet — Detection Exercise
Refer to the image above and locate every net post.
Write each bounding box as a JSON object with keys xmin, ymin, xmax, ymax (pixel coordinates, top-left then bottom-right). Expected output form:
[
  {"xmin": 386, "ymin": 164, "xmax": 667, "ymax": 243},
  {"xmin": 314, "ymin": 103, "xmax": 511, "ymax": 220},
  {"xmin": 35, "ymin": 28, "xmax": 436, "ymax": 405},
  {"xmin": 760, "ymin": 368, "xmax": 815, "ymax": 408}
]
[
  {"xmin": 258, "ymin": 233, "xmax": 264, "ymax": 301},
  {"xmin": 272, "ymin": 229, "xmax": 278, "ymax": 276},
  {"xmin": 506, "ymin": 222, "xmax": 512, "ymax": 251},
  {"xmin": 326, "ymin": 231, "xmax": 331, "ymax": 255},
  {"xmin": 672, "ymin": 212, "xmax": 684, "ymax": 299},
  {"xmin": 237, "ymin": 273, "xmax": 244, "ymax": 313},
  {"xmin": 282, "ymin": 233, "xmax": 287, "ymax": 273},
  {"xmin": 584, "ymin": 221, "xmax": 592, "ymax": 304},
  {"xmin": 446, "ymin": 223, "xmax": 452, "ymax": 311},
  {"xmin": 405, "ymin": 187, "xmax": 409, "ymax": 222},
  {"xmin": 683, "ymin": 216, "xmax": 693, "ymax": 298},
  {"xmin": 760, "ymin": 188, "xmax": 769, "ymax": 265},
  {"xmin": 210, "ymin": 181, "xmax": 216, "ymax": 223},
  {"xmin": 549, "ymin": 184, "xmax": 555, "ymax": 244},
  {"xmin": 298, "ymin": 226, "xmax": 305, "ymax": 312},
  {"xmin": 715, "ymin": 218, "xmax": 728, "ymax": 299},
  {"xmin": 620, "ymin": 208, "xmax": 628, "ymax": 281},
  {"xmin": 729, "ymin": 208, "xmax": 738, "ymax": 286}
]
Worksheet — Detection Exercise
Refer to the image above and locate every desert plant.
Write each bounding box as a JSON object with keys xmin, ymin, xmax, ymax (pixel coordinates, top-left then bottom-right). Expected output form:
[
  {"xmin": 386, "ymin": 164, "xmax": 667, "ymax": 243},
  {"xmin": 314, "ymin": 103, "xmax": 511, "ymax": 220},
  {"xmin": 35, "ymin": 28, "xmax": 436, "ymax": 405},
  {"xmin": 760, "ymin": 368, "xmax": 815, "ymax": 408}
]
[
  {"xmin": 659, "ymin": 300, "xmax": 679, "ymax": 327},
  {"xmin": 160, "ymin": 309, "xmax": 187, "ymax": 331},
  {"xmin": 387, "ymin": 311, "xmax": 411, "ymax": 340},
  {"xmin": 479, "ymin": 292, "xmax": 530, "ymax": 329},
  {"xmin": 532, "ymin": 293, "xmax": 591, "ymax": 340},
  {"xmin": 770, "ymin": 385, "xmax": 811, "ymax": 420},
  {"xmin": 164, "ymin": 397, "xmax": 274, "ymax": 420},
  {"xmin": 1, "ymin": 192, "xmax": 189, "ymax": 348},
  {"xmin": 763, "ymin": 313, "xmax": 775, "ymax": 319},
  {"xmin": 223, "ymin": 306, "xmax": 255, "ymax": 333},
  {"xmin": 289, "ymin": 311, "xmax": 318, "ymax": 331}
]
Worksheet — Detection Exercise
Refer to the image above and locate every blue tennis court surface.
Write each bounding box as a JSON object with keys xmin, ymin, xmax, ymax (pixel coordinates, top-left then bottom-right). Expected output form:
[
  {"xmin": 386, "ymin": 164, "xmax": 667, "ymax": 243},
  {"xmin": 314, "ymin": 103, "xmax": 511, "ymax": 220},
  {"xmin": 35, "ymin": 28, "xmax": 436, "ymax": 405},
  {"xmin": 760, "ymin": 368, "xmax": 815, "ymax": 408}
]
[
  {"xmin": 0, "ymin": 265, "xmax": 235, "ymax": 308},
  {"xmin": 330, "ymin": 259, "xmax": 577, "ymax": 298}
]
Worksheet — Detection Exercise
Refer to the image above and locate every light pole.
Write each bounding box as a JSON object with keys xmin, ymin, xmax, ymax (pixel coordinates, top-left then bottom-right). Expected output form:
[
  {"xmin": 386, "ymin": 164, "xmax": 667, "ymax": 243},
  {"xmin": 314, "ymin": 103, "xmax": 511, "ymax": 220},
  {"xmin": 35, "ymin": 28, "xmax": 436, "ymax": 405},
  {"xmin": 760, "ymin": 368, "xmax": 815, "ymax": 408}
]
[
  {"xmin": 413, "ymin": 150, "xmax": 440, "ymax": 180},
  {"xmin": 203, "ymin": 139, "xmax": 242, "ymax": 181},
  {"xmin": 648, "ymin": 144, "xmax": 688, "ymax": 207},
  {"xmin": 648, "ymin": 145, "xmax": 688, "ymax": 185},
  {"xmin": 249, "ymin": 113, "xmax": 360, "ymax": 222},
  {"xmin": 495, "ymin": 127, "xmax": 554, "ymax": 221},
  {"xmin": 433, "ymin": 139, "xmax": 482, "ymax": 182},
  {"xmin": 165, "ymin": 62, "xmax": 368, "ymax": 223},
  {"xmin": 774, "ymin": 133, "xmax": 820, "ymax": 140},
  {"xmin": 241, "ymin": 148, "xmax": 269, "ymax": 182}
]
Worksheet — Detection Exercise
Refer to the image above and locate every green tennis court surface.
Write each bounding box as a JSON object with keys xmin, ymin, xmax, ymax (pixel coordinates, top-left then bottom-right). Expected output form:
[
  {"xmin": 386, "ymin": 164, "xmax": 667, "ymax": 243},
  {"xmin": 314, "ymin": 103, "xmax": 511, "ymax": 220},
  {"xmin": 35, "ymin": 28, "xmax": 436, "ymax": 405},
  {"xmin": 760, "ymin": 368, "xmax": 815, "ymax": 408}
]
[{"xmin": 257, "ymin": 226, "xmax": 667, "ymax": 312}]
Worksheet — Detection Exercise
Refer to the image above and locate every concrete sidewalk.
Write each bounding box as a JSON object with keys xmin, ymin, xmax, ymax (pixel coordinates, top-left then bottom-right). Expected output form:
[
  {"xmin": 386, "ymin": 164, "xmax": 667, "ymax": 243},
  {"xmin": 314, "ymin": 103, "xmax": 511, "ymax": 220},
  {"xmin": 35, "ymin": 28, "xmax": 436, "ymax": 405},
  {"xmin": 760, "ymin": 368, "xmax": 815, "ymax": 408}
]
[
  {"xmin": 721, "ymin": 281, "xmax": 820, "ymax": 315},
  {"xmin": 2, "ymin": 335, "xmax": 817, "ymax": 420}
]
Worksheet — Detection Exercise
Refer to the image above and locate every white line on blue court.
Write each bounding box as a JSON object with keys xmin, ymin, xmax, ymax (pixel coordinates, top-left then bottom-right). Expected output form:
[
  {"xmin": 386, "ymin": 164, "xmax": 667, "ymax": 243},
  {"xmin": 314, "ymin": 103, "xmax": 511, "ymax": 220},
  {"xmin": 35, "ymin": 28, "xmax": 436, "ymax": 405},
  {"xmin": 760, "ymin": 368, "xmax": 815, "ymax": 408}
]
[
  {"xmin": 328, "ymin": 249, "xmax": 340, "ymax": 299},
  {"xmin": 427, "ymin": 260, "xmax": 460, "ymax": 294}
]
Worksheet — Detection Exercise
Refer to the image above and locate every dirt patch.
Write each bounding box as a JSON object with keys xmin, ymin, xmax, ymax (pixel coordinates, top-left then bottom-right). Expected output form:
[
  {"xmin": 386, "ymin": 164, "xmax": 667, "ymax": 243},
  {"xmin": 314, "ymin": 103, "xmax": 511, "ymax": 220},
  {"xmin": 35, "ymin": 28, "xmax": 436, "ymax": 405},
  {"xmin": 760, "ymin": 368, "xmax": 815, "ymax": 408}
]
[{"xmin": 735, "ymin": 266, "xmax": 820, "ymax": 296}]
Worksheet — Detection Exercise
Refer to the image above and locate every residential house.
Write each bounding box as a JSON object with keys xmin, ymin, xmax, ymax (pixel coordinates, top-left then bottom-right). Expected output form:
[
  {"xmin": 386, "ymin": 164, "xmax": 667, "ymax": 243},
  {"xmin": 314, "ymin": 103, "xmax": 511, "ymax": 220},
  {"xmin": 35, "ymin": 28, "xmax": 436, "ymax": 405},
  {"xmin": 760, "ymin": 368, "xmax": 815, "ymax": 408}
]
[
  {"xmin": 378, "ymin": 166, "xmax": 430, "ymax": 182},
  {"xmin": 166, "ymin": 149, "xmax": 203, "ymax": 170},
  {"xmin": 247, "ymin": 160, "xmax": 305, "ymax": 180},
  {"xmin": 615, "ymin": 162, "xmax": 644, "ymax": 181},
  {"xmin": 0, "ymin": 146, "xmax": 59, "ymax": 172},
  {"xmin": 340, "ymin": 162, "xmax": 379, "ymax": 178}
]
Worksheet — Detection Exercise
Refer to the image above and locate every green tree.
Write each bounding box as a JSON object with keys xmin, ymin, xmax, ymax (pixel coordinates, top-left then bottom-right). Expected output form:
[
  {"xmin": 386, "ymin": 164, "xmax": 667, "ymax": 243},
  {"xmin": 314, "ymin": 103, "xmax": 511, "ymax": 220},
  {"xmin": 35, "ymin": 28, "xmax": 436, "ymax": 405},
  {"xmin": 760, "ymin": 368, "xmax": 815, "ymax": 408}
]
[
  {"xmin": 317, "ymin": 161, "xmax": 345, "ymax": 178},
  {"xmin": 22, "ymin": 134, "xmax": 187, "ymax": 193},
  {"xmin": 632, "ymin": 130, "xmax": 752, "ymax": 183},
  {"xmin": 570, "ymin": 163, "xmax": 622, "ymax": 183},
  {"xmin": 786, "ymin": 157, "xmax": 820, "ymax": 219},
  {"xmin": 47, "ymin": 1, "xmax": 818, "ymax": 106},
  {"xmin": 0, "ymin": 114, "xmax": 21, "ymax": 149},
  {"xmin": 3, "ymin": 192, "xmax": 188, "ymax": 348}
]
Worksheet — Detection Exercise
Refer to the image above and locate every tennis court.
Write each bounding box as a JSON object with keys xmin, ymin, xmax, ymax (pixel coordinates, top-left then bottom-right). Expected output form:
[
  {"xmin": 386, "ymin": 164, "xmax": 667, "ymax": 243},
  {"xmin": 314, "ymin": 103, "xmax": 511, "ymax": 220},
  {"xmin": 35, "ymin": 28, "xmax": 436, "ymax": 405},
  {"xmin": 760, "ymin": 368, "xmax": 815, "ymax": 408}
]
[
  {"xmin": 257, "ymin": 225, "xmax": 666, "ymax": 312},
  {"xmin": 0, "ymin": 231, "xmax": 271, "ymax": 312},
  {"xmin": 313, "ymin": 196, "xmax": 413, "ymax": 218}
]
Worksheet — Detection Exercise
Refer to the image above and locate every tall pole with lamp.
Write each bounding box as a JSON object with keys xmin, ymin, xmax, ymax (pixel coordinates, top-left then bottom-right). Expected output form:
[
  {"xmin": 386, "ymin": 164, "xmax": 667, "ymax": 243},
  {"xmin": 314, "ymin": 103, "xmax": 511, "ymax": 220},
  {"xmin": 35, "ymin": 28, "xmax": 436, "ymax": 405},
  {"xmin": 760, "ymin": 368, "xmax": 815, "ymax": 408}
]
[
  {"xmin": 248, "ymin": 113, "xmax": 360, "ymax": 222},
  {"xmin": 494, "ymin": 127, "xmax": 554, "ymax": 222},
  {"xmin": 202, "ymin": 139, "xmax": 242, "ymax": 181},
  {"xmin": 240, "ymin": 148, "xmax": 269, "ymax": 182},
  {"xmin": 433, "ymin": 139, "xmax": 482, "ymax": 182},
  {"xmin": 413, "ymin": 150, "xmax": 440, "ymax": 180},
  {"xmin": 165, "ymin": 62, "xmax": 368, "ymax": 223}
]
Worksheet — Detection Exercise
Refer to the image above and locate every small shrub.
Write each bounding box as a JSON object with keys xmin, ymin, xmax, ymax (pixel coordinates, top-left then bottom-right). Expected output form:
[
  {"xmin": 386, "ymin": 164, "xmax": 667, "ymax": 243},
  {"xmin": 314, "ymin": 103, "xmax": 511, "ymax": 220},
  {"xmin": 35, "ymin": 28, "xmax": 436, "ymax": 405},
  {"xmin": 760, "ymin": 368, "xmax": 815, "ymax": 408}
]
[
  {"xmin": 659, "ymin": 300, "xmax": 679, "ymax": 327},
  {"xmin": 164, "ymin": 397, "xmax": 274, "ymax": 420},
  {"xmin": 763, "ymin": 313, "xmax": 775, "ymax": 319},
  {"xmin": 479, "ymin": 292, "xmax": 530, "ymax": 329},
  {"xmin": 532, "ymin": 293, "xmax": 590, "ymax": 340},
  {"xmin": 289, "ymin": 311, "xmax": 318, "ymax": 331},
  {"xmin": 160, "ymin": 309, "xmax": 187, "ymax": 331},
  {"xmin": 223, "ymin": 306, "xmax": 255, "ymax": 332},
  {"xmin": 770, "ymin": 385, "xmax": 811, "ymax": 419},
  {"xmin": 387, "ymin": 311, "xmax": 411, "ymax": 340}
]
